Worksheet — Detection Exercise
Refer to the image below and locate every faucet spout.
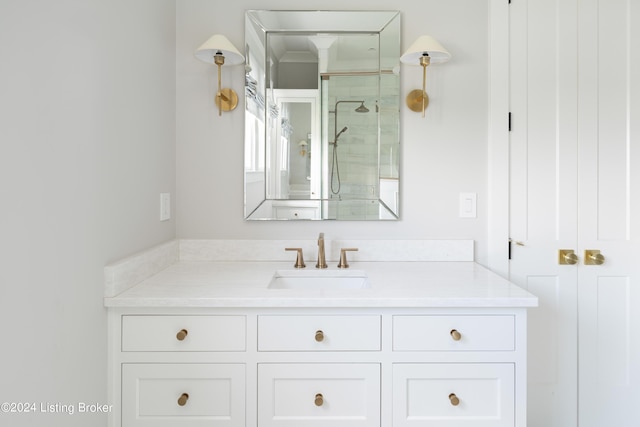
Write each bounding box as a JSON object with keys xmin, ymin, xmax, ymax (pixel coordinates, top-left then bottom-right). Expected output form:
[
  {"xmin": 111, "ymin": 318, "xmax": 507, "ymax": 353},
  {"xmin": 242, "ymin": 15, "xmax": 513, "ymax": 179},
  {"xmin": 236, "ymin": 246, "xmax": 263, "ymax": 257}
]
[{"xmin": 316, "ymin": 233, "xmax": 327, "ymax": 269}]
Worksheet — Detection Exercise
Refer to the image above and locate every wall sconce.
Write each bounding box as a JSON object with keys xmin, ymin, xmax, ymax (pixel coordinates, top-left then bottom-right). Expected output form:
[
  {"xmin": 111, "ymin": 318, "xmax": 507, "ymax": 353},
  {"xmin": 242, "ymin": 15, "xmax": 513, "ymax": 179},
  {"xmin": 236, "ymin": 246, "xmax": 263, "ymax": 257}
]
[
  {"xmin": 298, "ymin": 140, "xmax": 308, "ymax": 157},
  {"xmin": 400, "ymin": 35, "xmax": 451, "ymax": 117},
  {"xmin": 195, "ymin": 34, "xmax": 245, "ymax": 116}
]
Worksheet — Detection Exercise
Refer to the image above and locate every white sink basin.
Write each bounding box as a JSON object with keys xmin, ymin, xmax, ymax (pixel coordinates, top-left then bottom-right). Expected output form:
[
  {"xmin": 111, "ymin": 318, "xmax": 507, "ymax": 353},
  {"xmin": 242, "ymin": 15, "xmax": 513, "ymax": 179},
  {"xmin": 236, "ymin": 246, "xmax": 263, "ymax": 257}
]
[{"xmin": 268, "ymin": 269, "xmax": 370, "ymax": 290}]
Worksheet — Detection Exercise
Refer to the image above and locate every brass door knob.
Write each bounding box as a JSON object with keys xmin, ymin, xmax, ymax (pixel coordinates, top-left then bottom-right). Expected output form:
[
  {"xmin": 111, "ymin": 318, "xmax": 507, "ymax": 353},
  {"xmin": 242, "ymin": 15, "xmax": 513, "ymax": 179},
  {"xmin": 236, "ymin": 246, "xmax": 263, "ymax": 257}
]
[
  {"xmin": 315, "ymin": 330, "xmax": 325, "ymax": 342},
  {"xmin": 450, "ymin": 329, "xmax": 462, "ymax": 341},
  {"xmin": 177, "ymin": 393, "xmax": 189, "ymax": 406},
  {"xmin": 584, "ymin": 250, "xmax": 605, "ymax": 265},
  {"xmin": 315, "ymin": 393, "xmax": 324, "ymax": 406},
  {"xmin": 176, "ymin": 329, "xmax": 188, "ymax": 341},
  {"xmin": 449, "ymin": 393, "xmax": 460, "ymax": 406},
  {"xmin": 559, "ymin": 249, "xmax": 578, "ymax": 265}
]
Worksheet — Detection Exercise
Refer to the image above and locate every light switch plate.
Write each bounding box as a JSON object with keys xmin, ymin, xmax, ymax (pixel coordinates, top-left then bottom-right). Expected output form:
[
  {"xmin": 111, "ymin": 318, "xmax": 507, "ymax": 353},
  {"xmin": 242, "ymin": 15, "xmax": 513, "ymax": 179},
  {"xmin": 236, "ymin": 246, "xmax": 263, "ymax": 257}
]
[
  {"xmin": 459, "ymin": 193, "xmax": 477, "ymax": 218},
  {"xmin": 160, "ymin": 193, "xmax": 171, "ymax": 221}
]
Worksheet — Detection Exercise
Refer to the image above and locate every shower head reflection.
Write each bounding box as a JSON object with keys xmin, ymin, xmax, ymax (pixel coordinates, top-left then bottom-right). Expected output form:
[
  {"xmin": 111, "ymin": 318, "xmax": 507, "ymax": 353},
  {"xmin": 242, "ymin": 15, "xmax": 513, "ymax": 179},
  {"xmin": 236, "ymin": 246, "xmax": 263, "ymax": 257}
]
[{"xmin": 355, "ymin": 102, "xmax": 369, "ymax": 113}]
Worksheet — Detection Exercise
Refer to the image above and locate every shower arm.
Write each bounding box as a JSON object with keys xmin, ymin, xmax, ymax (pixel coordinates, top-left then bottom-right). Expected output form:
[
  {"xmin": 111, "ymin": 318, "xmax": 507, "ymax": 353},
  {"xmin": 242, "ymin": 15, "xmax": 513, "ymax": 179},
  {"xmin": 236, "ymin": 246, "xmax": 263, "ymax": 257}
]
[{"xmin": 332, "ymin": 100, "xmax": 367, "ymax": 143}]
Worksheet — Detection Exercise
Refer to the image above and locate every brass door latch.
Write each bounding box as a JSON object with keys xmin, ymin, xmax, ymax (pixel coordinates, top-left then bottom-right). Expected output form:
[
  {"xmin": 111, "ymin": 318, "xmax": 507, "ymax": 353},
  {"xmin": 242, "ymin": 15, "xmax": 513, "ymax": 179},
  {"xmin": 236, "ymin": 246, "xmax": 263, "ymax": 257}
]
[
  {"xmin": 584, "ymin": 249, "xmax": 605, "ymax": 265},
  {"xmin": 558, "ymin": 249, "xmax": 578, "ymax": 265}
]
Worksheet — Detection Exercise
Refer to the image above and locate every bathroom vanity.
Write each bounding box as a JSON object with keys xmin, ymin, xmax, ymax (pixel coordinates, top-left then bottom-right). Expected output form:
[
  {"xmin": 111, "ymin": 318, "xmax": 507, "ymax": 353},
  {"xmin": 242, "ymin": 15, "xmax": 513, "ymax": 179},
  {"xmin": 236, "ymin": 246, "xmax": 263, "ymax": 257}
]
[{"xmin": 105, "ymin": 240, "xmax": 537, "ymax": 427}]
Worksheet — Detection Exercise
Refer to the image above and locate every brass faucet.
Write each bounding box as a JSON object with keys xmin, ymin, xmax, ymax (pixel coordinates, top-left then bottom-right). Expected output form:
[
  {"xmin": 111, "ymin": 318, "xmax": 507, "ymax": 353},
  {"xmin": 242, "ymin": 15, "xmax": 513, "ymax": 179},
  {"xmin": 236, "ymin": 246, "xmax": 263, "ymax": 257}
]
[{"xmin": 316, "ymin": 233, "xmax": 327, "ymax": 269}]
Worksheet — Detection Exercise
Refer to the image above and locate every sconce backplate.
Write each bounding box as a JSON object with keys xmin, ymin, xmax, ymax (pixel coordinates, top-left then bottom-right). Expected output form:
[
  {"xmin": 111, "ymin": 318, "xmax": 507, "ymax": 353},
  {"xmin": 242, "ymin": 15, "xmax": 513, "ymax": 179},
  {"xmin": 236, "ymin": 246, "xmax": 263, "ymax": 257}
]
[
  {"xmin": 406, "ymin": 89, "xmax": 429, "ymax": 112},
  {"xmin": 216, "ymin": 88, "xmax": 239, "ymax": 112}
]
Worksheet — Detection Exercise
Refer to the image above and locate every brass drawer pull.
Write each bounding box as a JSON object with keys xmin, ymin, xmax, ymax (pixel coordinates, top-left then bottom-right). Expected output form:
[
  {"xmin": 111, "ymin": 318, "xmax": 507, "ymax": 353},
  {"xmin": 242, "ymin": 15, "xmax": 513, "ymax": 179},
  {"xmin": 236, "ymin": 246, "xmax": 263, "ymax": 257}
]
[
  {"xmin": 450, "ymin": 329, "xmax": 462, "ymax": 341},
  {"xmin": 449, "ymin": 393, "xmax": 460, "ymax": 406},
  {"xmin": 315, "ymin": 330, "xmax": 325, "ymax": 342},
  {"xmin": 176, "ymin": 329, "xmax": 188, "ymax": 341},
  {"xmin": 315, "ymin": 393, "xmax": 324, "ymax": 406},
  {"xmin": 177, "ymin": 393, "xmax": 189, "ymax": 406}
]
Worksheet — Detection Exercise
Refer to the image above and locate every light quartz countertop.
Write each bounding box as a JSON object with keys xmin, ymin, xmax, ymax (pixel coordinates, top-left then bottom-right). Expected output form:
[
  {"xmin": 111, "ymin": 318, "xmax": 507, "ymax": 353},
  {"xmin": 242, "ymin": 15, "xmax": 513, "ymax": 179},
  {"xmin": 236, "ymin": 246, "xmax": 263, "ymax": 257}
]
[{"xmin": 104, "ymin": 261, "xmax": 538, "ymax": 308}]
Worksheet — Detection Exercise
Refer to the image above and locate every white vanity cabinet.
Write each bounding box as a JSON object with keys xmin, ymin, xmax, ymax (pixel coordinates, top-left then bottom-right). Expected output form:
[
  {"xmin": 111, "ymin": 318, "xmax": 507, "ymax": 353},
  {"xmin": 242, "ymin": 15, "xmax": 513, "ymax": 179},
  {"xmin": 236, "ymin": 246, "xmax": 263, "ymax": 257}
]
[
  {"xmin": 257, "ymin": 315, "xmax": 381, "ymax": 351},
  {"xmin": 258, "ymin": 363, "xmax": 381, "ymax": 427},
  {"xmin": 121, "ymin": 363, "xmax": 245, "ymax": 427},
  {"xmin": 256, "ymin": 315, "xmax": 382, "ymax": 427},
  {"xmin": 392, "ymin": 363, "xmax": 514, "ymax": 427},
  {"xmin": 113, "ymin": 314, "xmax": 247, "ymax": 427},
  {"xmin": 391, "ymin": 315, "xmax": 520, "ymax": 427},
  {"xmin": 109, "ymin": 308, "xmax": 528, "ymax": 427},
  {"xmin": 121, "ymin": 315, "xmax": 246, "ymax": 352}
]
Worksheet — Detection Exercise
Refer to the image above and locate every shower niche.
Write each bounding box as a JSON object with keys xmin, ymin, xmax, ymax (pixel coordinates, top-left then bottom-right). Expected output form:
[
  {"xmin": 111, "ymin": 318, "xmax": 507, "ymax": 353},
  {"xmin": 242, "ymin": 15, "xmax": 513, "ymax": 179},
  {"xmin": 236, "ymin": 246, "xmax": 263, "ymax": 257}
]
[{"xmin": 244, "ymin": 10, "xmax": 400, "ymax": 220}]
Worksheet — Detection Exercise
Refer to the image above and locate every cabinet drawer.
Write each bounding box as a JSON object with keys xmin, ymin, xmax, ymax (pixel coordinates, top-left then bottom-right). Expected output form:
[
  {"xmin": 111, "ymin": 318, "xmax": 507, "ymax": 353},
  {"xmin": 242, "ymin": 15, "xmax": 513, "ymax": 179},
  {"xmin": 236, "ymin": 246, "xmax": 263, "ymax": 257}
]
[
  {"xmin": 393, "ymin": 315, "xmax": 514, "ymax": 351},
  {"xmin": 122, "ymin": 315, "xmax": 245, "ymax": 352},
  {"xmin": 258, "ymin": 315, "xmax": 381, "ymax": 351},
  {"xmin": 274, "ymin": 206, "xmax": 319, "ymax": 219},
  {"xmin": 393, "ymin": 363, "xmax": 514, "ymax": 427},
  {"xmin": 258, "ymin": 363, "xmax": 380, "ymax": 427},
  {"xmin": 122, "ymin": 363, "xmax": 245, "ymax": 427}
]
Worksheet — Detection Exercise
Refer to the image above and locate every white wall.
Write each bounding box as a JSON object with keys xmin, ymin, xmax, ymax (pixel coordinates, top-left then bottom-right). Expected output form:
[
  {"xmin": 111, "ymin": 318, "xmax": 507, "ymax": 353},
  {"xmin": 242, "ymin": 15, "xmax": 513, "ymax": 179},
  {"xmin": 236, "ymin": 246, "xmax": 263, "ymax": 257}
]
[
  {"xmin": 0, "ymin": 1, "xmax": 492, "ymax": 425},
  {"xmin": 0, "ymin": 1, "xmax": 175, "ymax": 426},
  {"xmin": 176, "ymin": 0, "xmax": 490, "ymax": 264}
]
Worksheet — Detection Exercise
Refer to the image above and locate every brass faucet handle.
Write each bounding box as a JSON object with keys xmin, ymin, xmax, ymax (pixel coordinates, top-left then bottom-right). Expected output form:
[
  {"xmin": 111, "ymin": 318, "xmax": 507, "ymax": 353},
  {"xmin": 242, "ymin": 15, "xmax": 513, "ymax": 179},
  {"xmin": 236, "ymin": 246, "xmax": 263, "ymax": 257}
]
[
  {"xmin": 285, "ymin": 248, "xmax": 306, "ymax": 268},
  {"xmin": 337, "ymin": 248, "xmax": 358, "ymax": 269}
]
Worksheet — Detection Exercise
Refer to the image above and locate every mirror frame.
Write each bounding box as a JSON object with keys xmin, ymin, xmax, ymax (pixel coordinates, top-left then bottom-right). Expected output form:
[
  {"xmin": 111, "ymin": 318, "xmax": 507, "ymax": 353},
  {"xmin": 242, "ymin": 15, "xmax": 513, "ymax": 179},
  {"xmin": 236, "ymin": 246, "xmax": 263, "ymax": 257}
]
[{"xmin": 244, "ymin": 10, "xmax": 401, "ymax": 220}]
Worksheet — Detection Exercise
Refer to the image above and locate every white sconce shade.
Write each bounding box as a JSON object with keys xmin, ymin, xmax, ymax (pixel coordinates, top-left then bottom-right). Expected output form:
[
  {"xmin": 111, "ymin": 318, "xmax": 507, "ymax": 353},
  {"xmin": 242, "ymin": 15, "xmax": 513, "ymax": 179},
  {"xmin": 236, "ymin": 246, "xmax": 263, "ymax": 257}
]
[
  {"xmin": 400, "ymin": 35, "xmax": 451, "ymax": 64},
  {"xmin": 195, "ymin": 34, "xmax": 245, "ymax": 65},
  {"xmin": 401, "ymin": 35, "xmax": 451, "ymax": 117},
  {"xmin": 195, "ymin": 34, "xmax": 245, "ymax": 116}
]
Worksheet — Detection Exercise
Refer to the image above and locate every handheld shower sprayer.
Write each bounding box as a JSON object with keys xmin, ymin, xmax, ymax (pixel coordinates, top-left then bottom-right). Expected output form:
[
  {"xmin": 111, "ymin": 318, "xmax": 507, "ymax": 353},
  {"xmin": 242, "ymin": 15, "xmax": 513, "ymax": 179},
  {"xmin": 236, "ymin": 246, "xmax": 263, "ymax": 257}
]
[{"xmin": 335, "ymin": 126, "xmax": 348, "ymax": 142}]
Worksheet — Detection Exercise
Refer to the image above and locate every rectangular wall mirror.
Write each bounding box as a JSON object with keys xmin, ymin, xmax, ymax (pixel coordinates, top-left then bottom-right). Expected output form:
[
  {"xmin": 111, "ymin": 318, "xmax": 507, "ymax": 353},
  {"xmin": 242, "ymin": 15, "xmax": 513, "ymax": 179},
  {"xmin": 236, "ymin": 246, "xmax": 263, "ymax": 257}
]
[{"xmin": 244, "ymin": 10, "xmax": 400, "ymax": 220}]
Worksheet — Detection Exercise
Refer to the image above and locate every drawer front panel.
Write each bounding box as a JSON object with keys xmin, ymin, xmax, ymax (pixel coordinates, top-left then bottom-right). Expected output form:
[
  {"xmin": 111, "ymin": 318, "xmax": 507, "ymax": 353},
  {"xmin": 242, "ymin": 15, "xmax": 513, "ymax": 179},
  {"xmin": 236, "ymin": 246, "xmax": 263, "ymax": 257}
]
[
  {"xmin": 122, "ymin": 315, "xmax": 246, "ymax": 352},
  {"xmin": 258, "ymin": 363, "xmax": 380, "ymax": 427},
  {"xmin": 274, "ymin": 206, "xmax": 319, "ymax": 219},
  {"xmin": 122, "ymin": 363, "xmax": 245, "ymax": 427},
  {"xmin": 393, "ymin": 363, "xmax": 514, "ymax": 427},
  {"xmin": 393, "ymin": 315, "xmax": 515, "ymax": 351},
  {"xmin": 258, "ymin": 315, "xmax": 381, "ymax": 351}
]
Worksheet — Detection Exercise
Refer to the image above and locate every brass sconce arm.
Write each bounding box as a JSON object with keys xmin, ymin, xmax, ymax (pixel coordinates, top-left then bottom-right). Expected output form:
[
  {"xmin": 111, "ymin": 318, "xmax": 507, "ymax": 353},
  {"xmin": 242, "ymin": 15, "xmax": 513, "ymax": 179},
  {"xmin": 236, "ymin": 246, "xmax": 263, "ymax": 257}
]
[
  {"xmin": 400, "ymin": 35, "xmax": 450, "ymax": 117},
  {"xmin": 195, "ymin": 34, "xmax": 244, "ymax": 117}
]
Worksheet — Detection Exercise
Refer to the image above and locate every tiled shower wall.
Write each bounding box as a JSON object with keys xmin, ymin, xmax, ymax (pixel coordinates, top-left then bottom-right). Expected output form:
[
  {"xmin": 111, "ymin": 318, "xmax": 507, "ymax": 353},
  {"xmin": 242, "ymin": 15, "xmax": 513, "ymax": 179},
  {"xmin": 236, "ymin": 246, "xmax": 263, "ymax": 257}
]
[{"xmin": 326, "ymin": 73, "xmax": 400, "ymax": 218}]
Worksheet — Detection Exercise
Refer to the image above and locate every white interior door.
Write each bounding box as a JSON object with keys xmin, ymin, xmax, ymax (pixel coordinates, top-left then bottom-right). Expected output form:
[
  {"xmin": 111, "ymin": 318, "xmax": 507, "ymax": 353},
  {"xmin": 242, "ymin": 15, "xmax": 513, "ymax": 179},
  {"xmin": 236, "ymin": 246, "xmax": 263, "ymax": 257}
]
[
  {"xmin": 576, "ymin": 0, "xmax": 640, "ymax": 425},
  {"xmin": 509, "ymin": 0, "xmax": 640, "ymax": 426},
  {"xmin": 508, "ymin": 1, "xmax": 578, "ymax": 426}
]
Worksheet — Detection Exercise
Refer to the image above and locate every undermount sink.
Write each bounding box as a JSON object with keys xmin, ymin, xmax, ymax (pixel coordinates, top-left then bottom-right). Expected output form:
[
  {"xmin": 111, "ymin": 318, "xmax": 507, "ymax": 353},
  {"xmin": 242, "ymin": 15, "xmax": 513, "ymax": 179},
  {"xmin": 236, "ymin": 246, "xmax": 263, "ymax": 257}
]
[{"xmin": 268, "ymin": 269, "xmax": 370, "ymax": 290}]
